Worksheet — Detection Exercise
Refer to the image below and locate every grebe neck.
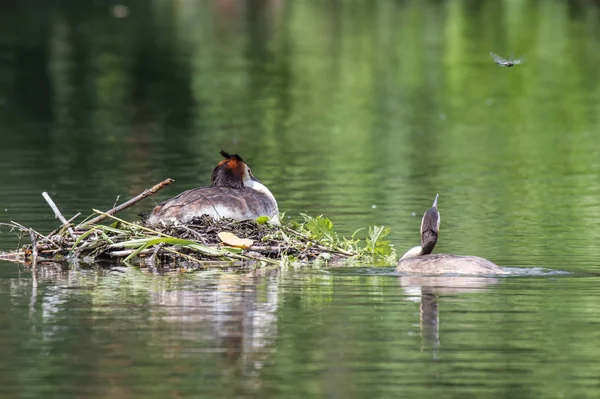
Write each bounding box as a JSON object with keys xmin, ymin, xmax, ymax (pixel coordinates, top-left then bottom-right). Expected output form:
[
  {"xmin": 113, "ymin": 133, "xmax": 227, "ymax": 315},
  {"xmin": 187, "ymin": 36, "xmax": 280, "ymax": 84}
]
[
  {"xmin": 245, "ymin": 179, "xmax": 275, "ymax": 200},
  {"xmin": 400, "ymin": 246, "xmax": 423, "ymax": 260}
]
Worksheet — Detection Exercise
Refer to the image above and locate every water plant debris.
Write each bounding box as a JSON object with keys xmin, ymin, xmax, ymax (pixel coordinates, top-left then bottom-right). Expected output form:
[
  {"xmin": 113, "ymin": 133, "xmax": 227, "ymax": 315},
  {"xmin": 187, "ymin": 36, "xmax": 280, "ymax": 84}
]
[{"xmin": 0, "ymin": 179, "xmax": 396, "ymax": 269}]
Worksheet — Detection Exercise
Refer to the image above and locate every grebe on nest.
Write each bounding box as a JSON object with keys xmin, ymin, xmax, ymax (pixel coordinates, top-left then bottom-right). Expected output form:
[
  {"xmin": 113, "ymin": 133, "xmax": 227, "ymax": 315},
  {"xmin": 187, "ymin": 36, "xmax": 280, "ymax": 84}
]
[
  {"xmin": 396, "ymin": 194, "xmax": 507, "ymax": 275},
  {"xmin": 147, "ymin": 150, "xmax": 279, "ymax": 225}
]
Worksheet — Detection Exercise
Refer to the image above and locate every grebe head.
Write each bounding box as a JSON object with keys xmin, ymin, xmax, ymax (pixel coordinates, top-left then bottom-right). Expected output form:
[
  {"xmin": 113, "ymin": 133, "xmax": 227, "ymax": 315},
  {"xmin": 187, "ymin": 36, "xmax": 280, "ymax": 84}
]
[
  {"xmin": 401, "ymin": 194, "xmax": 440, "ymax": 260},
  {"xmin": 211, "ymin": 150, "xmax": 257, "ymax": 189},
  {"xmin": 210, "ymin": 150, "xmax": 277, "ymax": 207}
]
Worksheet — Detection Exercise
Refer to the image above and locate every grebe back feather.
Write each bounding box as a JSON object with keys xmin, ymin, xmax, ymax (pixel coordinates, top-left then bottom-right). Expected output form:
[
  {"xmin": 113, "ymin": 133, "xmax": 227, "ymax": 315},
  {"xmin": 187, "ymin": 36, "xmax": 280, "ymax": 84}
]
[{"xmin": 147, "ymin": 151, "xmax": 279, "ymax": 225}]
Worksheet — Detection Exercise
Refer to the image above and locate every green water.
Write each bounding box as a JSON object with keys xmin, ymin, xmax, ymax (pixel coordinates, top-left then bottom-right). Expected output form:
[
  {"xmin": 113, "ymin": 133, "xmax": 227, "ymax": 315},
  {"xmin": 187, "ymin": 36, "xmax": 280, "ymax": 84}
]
[{"xmin": 2, "ymin": 0, "xmax": 600, "ymax": 397}]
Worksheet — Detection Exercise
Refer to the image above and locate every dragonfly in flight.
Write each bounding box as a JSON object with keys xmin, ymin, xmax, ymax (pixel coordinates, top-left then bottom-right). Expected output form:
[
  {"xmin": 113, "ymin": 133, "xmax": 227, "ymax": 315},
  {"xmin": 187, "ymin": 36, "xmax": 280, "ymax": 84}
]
[{"xmin": 490, "ymin": 52, "xmax": 523, "ymax": 67}]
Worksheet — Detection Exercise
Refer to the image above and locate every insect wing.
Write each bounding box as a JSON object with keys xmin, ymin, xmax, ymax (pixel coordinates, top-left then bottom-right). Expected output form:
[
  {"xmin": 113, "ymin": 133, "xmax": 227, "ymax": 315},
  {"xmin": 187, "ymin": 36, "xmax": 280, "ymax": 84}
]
[{"xmin": 490, "ymin": 52, "xmax": 508, "ymax": 66}]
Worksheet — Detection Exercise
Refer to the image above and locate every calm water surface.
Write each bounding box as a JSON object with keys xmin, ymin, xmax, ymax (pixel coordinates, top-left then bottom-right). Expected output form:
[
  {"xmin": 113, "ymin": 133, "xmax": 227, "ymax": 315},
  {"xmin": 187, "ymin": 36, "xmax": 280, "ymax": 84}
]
[
  {"xmin": 1, "ymin": 266, "xmax": 599, "ymax": 398},
  {"xmin": 2, "ymin": 0, "xmax": 600, "ymax": 397}
]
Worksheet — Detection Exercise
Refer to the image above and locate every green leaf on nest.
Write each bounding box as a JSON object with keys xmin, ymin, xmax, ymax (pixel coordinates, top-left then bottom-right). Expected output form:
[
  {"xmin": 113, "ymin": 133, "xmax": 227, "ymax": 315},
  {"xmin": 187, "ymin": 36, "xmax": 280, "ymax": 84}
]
[
  {"xmin": 255, "ymin": 216, "xmax": 270, "ymax": 225},
  {"xmin": 365, "ymin": 225, "xmax": 393, "ymax": 257},
  {"xmin": 301, "ymin": 213, "xmax": 338, "ymax": 244}
]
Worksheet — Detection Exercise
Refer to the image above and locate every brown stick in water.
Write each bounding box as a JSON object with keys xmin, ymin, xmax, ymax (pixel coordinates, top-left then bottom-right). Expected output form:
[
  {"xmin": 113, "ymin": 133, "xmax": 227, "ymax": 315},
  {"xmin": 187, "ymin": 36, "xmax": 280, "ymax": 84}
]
[
  {"xmin": 149, "ymin": 243, "xmax": 165, "ymax": 267},
  {"xmin": 5, "ymin": 221, "xmax": 60, "ymax": 249},
  {"xmin": 29, "ymin": 230, "xmax": 38, "ymax": 269},
  {"xmin": 75, "ymin": 178, "xmax": 174, "ymax": 230}
]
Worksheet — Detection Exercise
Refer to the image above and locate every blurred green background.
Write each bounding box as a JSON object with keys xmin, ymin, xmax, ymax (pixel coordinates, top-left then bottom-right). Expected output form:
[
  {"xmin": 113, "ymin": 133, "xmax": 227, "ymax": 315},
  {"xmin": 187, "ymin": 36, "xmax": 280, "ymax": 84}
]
[{"xmin": 1, "ymin": 0, "xmax": 600, "ymax": 269}]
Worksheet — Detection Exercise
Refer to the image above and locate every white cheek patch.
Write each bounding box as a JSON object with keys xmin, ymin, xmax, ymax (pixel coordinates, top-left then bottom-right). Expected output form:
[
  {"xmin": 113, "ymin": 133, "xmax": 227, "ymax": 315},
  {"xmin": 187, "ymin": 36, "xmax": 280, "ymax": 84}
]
[
  {"xmin": 242, "ymin": 166, "xmax": 252, "ymax": 183},
  {"xmin": 437, "ymin": 211, "xmax": 441, "ymax": 231}
]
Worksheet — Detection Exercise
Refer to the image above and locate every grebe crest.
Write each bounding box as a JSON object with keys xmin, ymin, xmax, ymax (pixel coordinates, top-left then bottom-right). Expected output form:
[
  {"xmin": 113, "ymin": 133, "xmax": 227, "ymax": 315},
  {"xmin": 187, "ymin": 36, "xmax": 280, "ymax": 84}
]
[
  {"xmin": 147, "ymin": 150, "xmax": 279, "ymax": 225},
  {"xmin": 397, "ymin": 194, "xmax": 507, "ymax": 275},
  {"xmin": 211, "ymin": 150, "xmax": 253, "ymax": 188},
  {"xmin": 211, "ymin": 151, "xmax": 277, "ymax": 206}
]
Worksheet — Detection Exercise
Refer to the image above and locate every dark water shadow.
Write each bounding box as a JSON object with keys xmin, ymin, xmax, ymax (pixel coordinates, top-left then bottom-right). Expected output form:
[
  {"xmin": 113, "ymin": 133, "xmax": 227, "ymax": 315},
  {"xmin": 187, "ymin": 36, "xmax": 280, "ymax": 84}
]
[{"xmin": 398, "ymin": 275, "xmax": 502, "ymax": 361}]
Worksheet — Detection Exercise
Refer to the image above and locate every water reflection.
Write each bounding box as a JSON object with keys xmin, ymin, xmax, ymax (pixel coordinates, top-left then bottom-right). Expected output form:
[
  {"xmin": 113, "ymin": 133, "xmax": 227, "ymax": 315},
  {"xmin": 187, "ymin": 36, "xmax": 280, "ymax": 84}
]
[
  {"xmin": 399, "ymin": 276, "xmax": 501, "ymax": 359},
  {"xmin": 148, "ymin": 273, "xmax": 279, "ymax": 375},
  {"xmin": 2, "ymin": 265, "xmax": 281, "ymax": 396},
  {"xmin": 4, "ymin": 262, "xmax": 600, "ymax": 397}
]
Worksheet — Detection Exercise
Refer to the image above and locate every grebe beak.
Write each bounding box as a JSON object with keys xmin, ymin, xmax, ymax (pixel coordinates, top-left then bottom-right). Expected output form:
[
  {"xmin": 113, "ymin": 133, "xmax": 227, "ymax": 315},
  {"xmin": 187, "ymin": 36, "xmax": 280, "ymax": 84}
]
[
  {"xmin": 249, "ymin": 171, "xmax": 261, "ymax": 183},
  {"xmin": 432, "ymin": 193, "xmax": 439, "ymax": 208}
]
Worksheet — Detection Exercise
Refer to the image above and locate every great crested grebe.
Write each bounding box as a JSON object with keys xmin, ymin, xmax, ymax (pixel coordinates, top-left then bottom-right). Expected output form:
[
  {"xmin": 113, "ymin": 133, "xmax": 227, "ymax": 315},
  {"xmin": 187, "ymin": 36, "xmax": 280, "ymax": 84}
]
[
  {"xmin": 396, "ymin": 194, "xmax": 507, "ymax": 275},
  {"xmin": 146, "ymin": 150, "xmax": 279, "ymax": 225}
]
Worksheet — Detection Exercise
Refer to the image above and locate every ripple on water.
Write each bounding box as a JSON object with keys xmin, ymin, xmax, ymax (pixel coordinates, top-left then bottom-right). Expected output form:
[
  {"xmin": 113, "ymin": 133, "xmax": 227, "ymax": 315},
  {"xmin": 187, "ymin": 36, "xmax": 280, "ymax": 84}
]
[{"xmin": 327, "ymin": 266, "xmax": 573, "ymax": 278}]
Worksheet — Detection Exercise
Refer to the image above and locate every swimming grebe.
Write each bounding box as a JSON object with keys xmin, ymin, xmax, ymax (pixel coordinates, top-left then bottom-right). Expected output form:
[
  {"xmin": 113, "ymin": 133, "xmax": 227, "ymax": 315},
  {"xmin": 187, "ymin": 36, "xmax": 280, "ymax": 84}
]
[
  {"xmin": 146, "ymin": 150, "xmax": 279, "ymax": 225},
  {"xmin": 396, "ymin": 194, "xmax": 507, "ymax": 275}
]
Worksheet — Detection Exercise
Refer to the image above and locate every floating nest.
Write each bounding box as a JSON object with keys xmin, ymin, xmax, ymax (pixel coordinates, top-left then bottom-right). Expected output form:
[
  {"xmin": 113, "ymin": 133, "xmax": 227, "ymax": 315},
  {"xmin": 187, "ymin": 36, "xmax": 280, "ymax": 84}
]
[{"xmin": 0, "ymin": 179, "xmax": 396, "ymax": 270}]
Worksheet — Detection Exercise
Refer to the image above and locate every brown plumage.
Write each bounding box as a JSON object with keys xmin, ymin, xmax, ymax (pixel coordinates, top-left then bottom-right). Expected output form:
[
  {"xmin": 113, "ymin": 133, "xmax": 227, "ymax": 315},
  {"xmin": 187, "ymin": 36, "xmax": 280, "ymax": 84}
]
[
  {"xmin": 211, "ymin": 150, "xmax": 246, "ymax": 188},
  {"xmin": 397, "ymin": 254, "xmax": 507, "ymax": 275},
  {"xmin": 147, "ymin": 151, "xmax": 279, "ymax": 225}
]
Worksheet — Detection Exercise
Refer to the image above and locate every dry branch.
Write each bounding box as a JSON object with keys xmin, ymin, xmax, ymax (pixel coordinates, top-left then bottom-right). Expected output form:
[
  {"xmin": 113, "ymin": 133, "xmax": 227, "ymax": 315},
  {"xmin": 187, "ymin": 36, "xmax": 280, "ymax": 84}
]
[
  {"xmin": 109, "ymin": 248, "xmax": 154, "ymax": 257},
  {"xmin": 42, "ymin": 192, "xmax": 76, "ymax": 239},
  {"xmin": 75, "ymin": 178, "xmax": 174, "ymax": 229},
  {"xmin": 48, "ymin": 212, "xmax": 81, "ymax": 238}
]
